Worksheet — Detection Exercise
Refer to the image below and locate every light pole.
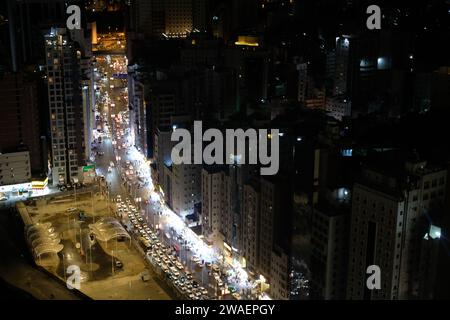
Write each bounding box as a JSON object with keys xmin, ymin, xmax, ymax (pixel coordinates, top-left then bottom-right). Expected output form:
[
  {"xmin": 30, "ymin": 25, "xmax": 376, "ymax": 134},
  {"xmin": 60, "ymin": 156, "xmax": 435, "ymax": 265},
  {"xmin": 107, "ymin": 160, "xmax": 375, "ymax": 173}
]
[
  {"xmin": 111, "ymin": 249, "xmax": 114, "ymax": 276},
  {"xmin": 62, "ymin": 253, "xmax": 66, "ymax": 283}
]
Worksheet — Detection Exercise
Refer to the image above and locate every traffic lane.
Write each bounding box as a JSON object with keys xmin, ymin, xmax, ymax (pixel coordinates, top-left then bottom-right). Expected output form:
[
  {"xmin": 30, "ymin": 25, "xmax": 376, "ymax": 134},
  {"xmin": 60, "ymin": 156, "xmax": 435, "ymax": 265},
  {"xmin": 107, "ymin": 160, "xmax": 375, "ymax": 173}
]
[
  {"xmin": 167, "ymin": 236, "xmax": 219, "ymax": 298},
  {"xmin": 94, "ymin": 135, "xmax": 127, "ymax": 201},
  {"xmin": 109, "ymin": 144, "xmax": 245, "ymax": 294},
  {"xmin": 113, "ymin": 151, "xmax": 222, "ymax": 298},
  {"xmin": 112, "ymin": 141, "xmax": 227, "ymax": 298},
  {"xmin": 143, "ymin": 206, "xmax": 220, "ymax": 297},
  {"xmin": 142, "ymin": 199, "xmax": 236, "ymax": 298},
  {"xmin": 104, "ymin": 87, "xmax": 227, "ymax": 297}
]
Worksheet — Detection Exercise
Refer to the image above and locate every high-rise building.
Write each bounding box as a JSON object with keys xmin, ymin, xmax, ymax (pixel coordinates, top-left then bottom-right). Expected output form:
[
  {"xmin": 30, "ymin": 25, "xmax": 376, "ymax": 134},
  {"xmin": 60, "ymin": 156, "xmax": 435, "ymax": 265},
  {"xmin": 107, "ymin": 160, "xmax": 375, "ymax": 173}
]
[
  {"xmin": 310, "ymin": 194, "xmax": 350, "ymax": 299},
  {"xmin": 327, "ymin": 36, "xmax": 352, "ymax": 97},
  {"xmin": 259, "ymin": 175, "xmax": 294, "ymax": 300},
  {"xmin": 224, "ymin": 46, "xmax": 269, "ymax": 109},
  {"xmin": 296, "ymin": 61, "xmax": 308, "ymax": 105},
  {"xmin": 165, "ymin": 0, "xmax": 193, "ymax": 37},
  {"xmin": 131, "ymin": 0, "xmax": 207, "ymax": 38},
  {"xmin": 241, "ymin": 180, "xmax": 260, "ymax": 272},
  {"xmin": 154, "ymin": 129, "xmax": 175, "ymax": 188},
  {"xmin": 131, "ymin": 0, "xmax": 165, "ymax": 38},
  {"xmin": 347, "ymin": 152, "xmax": 447, "ymax": 299},
  {"xmin": 202, "ymin": 166, "xmax": 228, "ymax": 240},
  {"xmin": 0, "ymin": 72, "xmax": 42, "ymax": 174},
  {"xmin": 169, "ymin": 161, "xmax": 202, "ymax": 216},
  {"xmin": 45, "ymin": 28, "xmax": 88, "ymax": 186}
]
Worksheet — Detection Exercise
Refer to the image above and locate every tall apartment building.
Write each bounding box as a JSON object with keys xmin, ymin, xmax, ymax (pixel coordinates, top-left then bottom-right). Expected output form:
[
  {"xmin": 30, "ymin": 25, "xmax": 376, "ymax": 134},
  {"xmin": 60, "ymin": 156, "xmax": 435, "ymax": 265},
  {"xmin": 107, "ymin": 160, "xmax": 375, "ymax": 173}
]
[
  {"xmin": 296, "ymin": 61, "xmax": 308, "ymax": 105},
  {"xmin": 0, "ymin": 72, "xmax": 42, "ymax": 174},
  {"xmin": 5, "ymin": 0, "xmax": 67, "ymax": 71},
  {"xmin": 45, "ymin": 28, "xmax": 87, "ymax": 186},
  {"xmin": 132, "ymin": 0, "xmax": 207, "ymax": 38},
  {"xmin": 202, "ymin": 166, "xmax": 227, "ymax": 239},
  {"xmin": 169, "ymin": 161, "xmax": 202, "ymax": 216},
  {"xmin": 154, "ymin": 128, "xmax": 176, "ymax": 188},
  {"xmin": 201, "ymin": 163, "xmax": 294, "ymax": 299},
  {"xmin": 165, "ymin": 0, "xmax": 193, "ymax": 37},
  {"xmin": 128, "ymin": 67, "xmax": 150, "ymax": 157},
  {"xmin": 327, "ymin": 36, "xmax": 352, "ymax": 97},
  {"xmin": 310, "ymin": 195, "xmax": 350, "ymax": 299},
  {"xmin": 259, "ymin": 175, "xmax": 294, "ymax": 300},
  {"xmin": 242, "ymin": 180, "xmax": 260, "ymax": 272},
  {"xmin": 347, "ymin": 153, "xmax": 447, "ymax": 300},
  {"xmin": 224, "ymin": 46, "xmax": 269, "ymax": 108}
]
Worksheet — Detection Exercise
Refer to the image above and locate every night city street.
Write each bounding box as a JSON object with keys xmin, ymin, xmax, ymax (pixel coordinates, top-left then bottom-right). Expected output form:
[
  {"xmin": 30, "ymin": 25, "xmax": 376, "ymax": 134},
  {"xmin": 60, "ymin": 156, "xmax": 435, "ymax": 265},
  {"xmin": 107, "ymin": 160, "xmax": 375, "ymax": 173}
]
[{"xmin": 1, "ymin": 0, "xmax": 450, "ymax": 318}]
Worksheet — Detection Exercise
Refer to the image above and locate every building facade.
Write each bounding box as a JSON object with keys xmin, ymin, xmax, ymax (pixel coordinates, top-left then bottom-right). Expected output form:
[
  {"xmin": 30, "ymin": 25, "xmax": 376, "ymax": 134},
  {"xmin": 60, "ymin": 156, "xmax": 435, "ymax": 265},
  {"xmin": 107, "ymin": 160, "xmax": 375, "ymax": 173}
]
[{"xmin": 45, "ymin": 28, "xmax": 88, "ymax": 185}]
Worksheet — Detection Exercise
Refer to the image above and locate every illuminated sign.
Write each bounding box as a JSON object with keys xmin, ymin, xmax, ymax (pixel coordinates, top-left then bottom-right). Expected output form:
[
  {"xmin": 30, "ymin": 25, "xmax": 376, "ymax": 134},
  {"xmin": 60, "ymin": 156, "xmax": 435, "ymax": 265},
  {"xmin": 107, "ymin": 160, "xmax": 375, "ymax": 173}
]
[
  {"xmin": 83, "ymin": 165, "xmax": 95, "ymax": 172},
  {"xmin": 32, "ymin": 178, "xmax": 48, "ymax": 189},
  {"xmin": 235, "ymin": 36, "xmax": 259, "ymax": 47}
]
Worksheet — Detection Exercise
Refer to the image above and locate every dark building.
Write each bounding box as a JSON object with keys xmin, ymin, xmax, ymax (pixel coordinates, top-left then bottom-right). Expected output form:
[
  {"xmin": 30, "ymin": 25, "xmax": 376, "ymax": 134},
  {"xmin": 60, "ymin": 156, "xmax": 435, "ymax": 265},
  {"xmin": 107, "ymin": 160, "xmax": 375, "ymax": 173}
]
[
  {"xmin": 347, "ymin": 151, "xmax": 447, "ymax": 299},
  {"xmin": 0, "ymin": 71, "xmax": 43, "ymax": 174}
]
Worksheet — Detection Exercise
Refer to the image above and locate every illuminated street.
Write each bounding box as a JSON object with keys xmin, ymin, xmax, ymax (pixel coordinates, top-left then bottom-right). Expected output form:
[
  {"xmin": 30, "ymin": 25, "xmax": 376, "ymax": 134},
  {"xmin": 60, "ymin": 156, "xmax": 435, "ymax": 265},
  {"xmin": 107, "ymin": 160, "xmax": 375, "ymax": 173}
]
[
  {"xmin": 92, "ymin": 52, "xmax": 268, "ymax": 300},
  {"xmin": 2, "ymin": 0, "xmax": 449, "ymax": 308}
]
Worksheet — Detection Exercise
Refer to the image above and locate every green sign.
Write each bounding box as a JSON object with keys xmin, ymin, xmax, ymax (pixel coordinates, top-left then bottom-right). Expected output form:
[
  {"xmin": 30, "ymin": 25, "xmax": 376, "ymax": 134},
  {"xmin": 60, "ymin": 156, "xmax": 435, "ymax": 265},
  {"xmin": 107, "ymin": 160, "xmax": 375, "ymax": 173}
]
[{"xmin": 83, "ymin": 165, "xmax": 95, "ymax": 172}]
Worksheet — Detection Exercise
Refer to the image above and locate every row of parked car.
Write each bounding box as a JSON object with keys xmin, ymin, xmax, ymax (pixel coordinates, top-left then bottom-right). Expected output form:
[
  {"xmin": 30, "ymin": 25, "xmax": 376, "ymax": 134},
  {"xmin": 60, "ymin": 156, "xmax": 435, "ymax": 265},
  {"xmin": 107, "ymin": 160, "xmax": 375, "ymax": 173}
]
[
  {"xmin": 114, "ymin": 194, "xmax": 212, "ymax": 300},
  {"xmin": 58, "ymin": 182, "xmax": 84, "ymax": 192}
]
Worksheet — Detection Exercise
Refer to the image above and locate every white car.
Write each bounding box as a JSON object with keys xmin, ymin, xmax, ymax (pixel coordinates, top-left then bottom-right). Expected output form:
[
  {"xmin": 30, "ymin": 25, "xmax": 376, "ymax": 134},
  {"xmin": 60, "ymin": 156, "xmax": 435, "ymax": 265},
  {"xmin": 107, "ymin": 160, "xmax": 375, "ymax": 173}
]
[{"xmin": 176, "ymin": 262, "xmax": 184, "ymax": 270}]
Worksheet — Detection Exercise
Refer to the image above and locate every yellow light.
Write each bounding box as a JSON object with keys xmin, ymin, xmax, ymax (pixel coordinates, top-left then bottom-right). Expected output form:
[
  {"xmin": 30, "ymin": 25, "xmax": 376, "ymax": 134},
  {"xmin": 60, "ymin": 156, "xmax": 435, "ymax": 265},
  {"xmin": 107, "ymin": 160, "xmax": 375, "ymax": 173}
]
[
  {"xmin": 235, "ymin": 36, "xmax": 259, "ymax": 47},
  {"xmin": 235, "ymin": 41, "xmax": 259, "ymax": 47},
  {"xmin": 32, "ymin": 178, "xmax": 48, "ymax": 189}
]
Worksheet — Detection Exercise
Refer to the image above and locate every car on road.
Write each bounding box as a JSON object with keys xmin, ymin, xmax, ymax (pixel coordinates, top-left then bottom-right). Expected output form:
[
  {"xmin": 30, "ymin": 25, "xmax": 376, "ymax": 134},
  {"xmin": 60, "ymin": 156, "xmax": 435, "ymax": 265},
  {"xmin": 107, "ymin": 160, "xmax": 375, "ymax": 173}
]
[
  {"xmin": 232, "ymin": 293, "xmax": 241, "ymax": 300},
  {"xmin": 175, "ymin": 262, "xmax": 184, "ymax": 270},
  {"xmin": 66, "ymin": 207, "xmax": 77, "ymax": 213},
  {"xmin": 115, "ymin": 260, "xmax": 123, "ymax": 269},
  {"xmin": 172, "ymin": 270, "xmax": 180, "ymax": 277}
]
